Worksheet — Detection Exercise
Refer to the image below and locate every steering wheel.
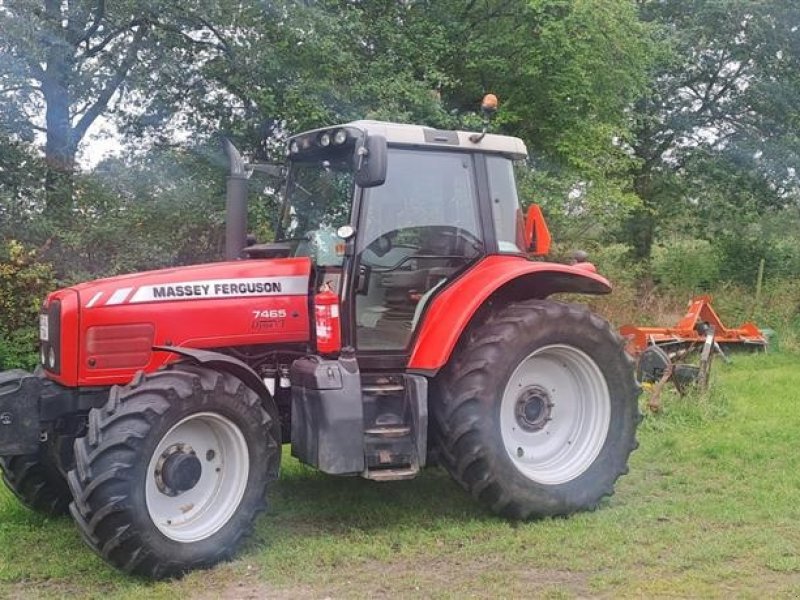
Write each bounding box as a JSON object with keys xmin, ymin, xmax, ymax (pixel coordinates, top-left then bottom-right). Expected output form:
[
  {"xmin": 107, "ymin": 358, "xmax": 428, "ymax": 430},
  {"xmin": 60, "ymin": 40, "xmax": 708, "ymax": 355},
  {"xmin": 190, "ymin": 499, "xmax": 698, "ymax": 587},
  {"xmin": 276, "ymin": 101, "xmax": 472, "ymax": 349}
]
[{"xmin": 437, "ymin": 226, "xmax": 483, "ymax": 253}]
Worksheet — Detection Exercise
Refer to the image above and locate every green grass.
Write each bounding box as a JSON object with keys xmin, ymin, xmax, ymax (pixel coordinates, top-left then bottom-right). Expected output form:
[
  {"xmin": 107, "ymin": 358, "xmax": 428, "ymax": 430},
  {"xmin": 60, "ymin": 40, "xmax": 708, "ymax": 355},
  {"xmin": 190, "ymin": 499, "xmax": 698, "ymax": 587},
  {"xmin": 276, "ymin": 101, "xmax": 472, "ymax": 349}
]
[{"xmin": 2, "ymin": 352, "xmax": 800, "ymax": 598}]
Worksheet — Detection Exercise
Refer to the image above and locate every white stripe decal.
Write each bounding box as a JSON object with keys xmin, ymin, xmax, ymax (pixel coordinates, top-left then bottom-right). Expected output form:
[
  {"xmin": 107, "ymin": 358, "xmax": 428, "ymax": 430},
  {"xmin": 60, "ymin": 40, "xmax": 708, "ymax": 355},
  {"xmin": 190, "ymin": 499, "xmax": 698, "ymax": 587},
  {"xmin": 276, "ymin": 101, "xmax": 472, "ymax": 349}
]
[
  {"xmin": 127, "ymin": 276, "xmax": 308, "ymax": 304},
  {"xmin": 106, "ymin": 287, "xmax": 133, "ymax": 305},
  {"xmin": 86, "ymin": 292, "xmax": 103, "ymax": 308}
]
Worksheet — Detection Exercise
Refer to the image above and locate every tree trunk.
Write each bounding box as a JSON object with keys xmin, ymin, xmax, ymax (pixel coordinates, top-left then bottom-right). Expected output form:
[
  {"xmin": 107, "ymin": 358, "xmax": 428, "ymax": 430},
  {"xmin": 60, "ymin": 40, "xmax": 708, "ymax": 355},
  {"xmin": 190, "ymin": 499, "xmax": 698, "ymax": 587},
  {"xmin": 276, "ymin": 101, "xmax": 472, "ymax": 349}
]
[
  {"xmin": 625, "ymin": 169, "xmax": 656, "ymax": 260},
  {"xmin": 42, "ymin": 0, "xmax": 77, "ymax": 222}
]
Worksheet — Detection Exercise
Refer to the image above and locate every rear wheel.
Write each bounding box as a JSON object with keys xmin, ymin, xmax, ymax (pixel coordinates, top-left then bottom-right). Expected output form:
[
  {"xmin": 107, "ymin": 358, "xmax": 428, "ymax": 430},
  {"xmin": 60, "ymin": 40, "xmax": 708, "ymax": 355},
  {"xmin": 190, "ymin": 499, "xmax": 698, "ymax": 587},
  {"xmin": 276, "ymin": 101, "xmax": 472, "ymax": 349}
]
[
  {"xmin": 0, "ymin": 447, "xmax": 71, "ymax": 516},
  {"xmin": 434, "ymin": 300, "xmax": 639, "ymax": 518},
  {"xmin": 68, "ymin": 365, "xmax": 280, "ymax": 578}
]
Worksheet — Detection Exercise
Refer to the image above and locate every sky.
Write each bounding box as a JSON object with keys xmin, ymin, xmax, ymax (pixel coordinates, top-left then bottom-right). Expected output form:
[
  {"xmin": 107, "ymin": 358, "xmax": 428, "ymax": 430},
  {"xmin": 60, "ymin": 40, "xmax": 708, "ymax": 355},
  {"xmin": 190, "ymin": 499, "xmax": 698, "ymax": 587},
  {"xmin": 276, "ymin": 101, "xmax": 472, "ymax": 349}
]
[{"xmin": 76, "ymin": 116, "xmax": 124, "ymax": 169}]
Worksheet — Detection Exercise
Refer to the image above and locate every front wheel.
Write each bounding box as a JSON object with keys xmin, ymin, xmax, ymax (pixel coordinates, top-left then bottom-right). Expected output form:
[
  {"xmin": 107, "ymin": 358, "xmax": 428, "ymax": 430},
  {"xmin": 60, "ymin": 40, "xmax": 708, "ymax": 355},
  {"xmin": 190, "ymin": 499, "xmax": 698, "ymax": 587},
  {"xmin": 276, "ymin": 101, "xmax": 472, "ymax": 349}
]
[
  {"xmin": 67, "ymin": 366, "xmax": 280, "ymax": 578},
  {"xmin": 434, "ymin": 300, "xmax": 640, "ymax": 519}
]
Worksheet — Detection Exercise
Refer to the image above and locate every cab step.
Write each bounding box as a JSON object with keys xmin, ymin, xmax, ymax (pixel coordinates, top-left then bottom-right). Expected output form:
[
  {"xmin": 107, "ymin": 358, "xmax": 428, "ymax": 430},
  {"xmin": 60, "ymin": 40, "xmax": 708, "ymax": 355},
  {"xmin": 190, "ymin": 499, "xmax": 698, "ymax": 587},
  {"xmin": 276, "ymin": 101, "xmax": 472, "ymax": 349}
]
[
  {"xmin": 363, "ymin": 466, "xmax": 419, "ymax": 481},
  {"xmin": 365, "ymin": 425, "xmax": 412, "ymax": 438},
  {"xmin": 362, "ymin": 384, "xmax": 405, "ymax": 394}
]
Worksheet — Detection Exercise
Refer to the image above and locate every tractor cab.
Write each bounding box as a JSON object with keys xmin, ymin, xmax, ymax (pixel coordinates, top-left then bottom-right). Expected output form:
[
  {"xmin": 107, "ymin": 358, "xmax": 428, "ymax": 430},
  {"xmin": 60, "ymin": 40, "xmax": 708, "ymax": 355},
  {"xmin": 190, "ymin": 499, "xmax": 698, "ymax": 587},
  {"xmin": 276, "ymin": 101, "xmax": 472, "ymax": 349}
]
[
  {"xmin": 275, "ymin": 120, "xmax": 530, "ymax": 357},
  {"xmin": 266, "ymin": 120, "xmax": 570, "ymax": 484}
]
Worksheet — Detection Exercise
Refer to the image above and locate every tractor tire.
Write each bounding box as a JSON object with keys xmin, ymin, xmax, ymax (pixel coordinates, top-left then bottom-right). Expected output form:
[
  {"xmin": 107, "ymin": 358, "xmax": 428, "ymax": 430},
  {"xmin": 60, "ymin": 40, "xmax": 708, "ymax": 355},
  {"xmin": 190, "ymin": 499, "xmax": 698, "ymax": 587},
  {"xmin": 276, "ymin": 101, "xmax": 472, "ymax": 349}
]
[
  {"xmin": 67, "ymin": 365, "xmax": 281, "ymax": 578},
  {"xmin": 434, "ymin": 299, "xmax": 639, "ymax": 519},
  {"xmin": 0, "ymin": 448, "xmax": 72, "ymax": 516}
]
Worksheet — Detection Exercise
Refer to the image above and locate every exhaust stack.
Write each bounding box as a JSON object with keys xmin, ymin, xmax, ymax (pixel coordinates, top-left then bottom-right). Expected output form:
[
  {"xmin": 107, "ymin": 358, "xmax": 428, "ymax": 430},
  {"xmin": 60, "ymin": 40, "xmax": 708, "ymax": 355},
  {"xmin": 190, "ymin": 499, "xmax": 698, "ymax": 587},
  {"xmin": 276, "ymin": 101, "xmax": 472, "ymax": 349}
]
[{"xmin": 224, "ymin": 139, "xmax": 248, "ymax": 260}]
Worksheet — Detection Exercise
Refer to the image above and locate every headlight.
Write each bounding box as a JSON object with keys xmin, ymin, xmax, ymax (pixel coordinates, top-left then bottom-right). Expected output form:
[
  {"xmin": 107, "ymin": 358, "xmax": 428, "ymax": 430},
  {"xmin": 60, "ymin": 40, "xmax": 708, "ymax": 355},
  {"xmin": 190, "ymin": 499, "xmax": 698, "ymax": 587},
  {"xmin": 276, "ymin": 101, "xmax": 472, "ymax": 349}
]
[
  {"xmin": 48, "ymin": 347, "xmax": 56, "ymax": 369},
  {"xmin": 333, "ymin": 129, "xmax": 347, "ymax": 145},
  {"xmin": 39, "ymin": 314, "xmax": 49, "ymax": 341},
  {"xmin": 319, "ymin": 133, "xmax": 331, "ymax": 147},
  {"xmin": 289, "ymin": 140, "xmax": 300, "ymax": 154}
]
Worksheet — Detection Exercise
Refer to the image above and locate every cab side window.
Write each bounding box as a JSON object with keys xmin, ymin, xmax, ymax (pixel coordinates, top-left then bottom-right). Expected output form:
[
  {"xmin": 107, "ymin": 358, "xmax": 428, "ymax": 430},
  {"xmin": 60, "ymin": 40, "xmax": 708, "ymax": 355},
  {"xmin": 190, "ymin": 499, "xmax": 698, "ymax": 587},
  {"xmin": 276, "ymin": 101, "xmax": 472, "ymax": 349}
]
[{"xmin": 486, "ymin": 156, "xmax": 526, "ymax": 254}]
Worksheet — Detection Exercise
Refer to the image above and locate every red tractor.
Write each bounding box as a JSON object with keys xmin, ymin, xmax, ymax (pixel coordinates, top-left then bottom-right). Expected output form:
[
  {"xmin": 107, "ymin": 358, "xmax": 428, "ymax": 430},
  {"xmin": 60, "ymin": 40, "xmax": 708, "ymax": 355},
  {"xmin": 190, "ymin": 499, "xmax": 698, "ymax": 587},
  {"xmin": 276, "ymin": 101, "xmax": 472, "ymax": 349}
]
[{"xmin": 0, "ymin": 117, "xmax": 639, "ymax": 578}]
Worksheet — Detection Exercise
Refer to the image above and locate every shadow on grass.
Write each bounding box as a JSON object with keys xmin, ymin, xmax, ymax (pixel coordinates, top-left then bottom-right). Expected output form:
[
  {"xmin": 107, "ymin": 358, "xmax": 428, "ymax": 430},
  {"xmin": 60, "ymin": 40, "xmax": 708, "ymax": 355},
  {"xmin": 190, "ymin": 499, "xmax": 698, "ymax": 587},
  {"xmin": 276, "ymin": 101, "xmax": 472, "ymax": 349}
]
[
  {"xmin": 0, "ymin": 456, "xmax": 493, "ymax": 586},
  {"xmin": 263, "ymin": 457, "xmax": 490, "ymax": 533}
]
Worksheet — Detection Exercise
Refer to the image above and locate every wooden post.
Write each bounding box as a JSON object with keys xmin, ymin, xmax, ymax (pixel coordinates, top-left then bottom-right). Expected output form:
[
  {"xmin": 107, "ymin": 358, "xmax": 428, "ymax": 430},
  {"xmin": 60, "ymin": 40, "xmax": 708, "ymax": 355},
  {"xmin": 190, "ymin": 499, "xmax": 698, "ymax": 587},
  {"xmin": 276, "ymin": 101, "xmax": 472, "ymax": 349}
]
[{"xmin": 753, "ymin": 257, "xmax": 765, "ymax": 321}]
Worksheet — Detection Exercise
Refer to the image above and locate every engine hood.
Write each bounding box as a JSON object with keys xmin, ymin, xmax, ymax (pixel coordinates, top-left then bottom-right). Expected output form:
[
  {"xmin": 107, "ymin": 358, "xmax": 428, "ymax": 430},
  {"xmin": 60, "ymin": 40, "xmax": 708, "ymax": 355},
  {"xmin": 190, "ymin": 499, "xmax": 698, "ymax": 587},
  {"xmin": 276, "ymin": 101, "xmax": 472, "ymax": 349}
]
[
  {"xmin": 48, "ymin": 257, "xmax": 313, "ymax": 387},
  {"xmin": 70, "ymin": 257, "xmax": 311, "ymax": 308}
]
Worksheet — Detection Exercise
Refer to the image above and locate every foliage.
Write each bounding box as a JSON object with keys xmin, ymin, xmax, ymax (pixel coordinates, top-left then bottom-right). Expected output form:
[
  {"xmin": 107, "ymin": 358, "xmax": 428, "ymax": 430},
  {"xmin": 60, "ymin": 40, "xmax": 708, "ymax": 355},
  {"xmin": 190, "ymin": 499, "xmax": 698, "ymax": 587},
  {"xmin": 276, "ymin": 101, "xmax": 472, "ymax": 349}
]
[
  {"xmin": 0, "ymin": 136, "xmax": 46, "ymax": 244},
  {"xmin": 182, "ymin": 0, "xmax": 654, "ymax": 230},
  {"xmin": 0, "ymin": 0, "xmax": 248, "ymax": 214},
  {"xmin": 651, "ymin": 238, "xmax": 721, "ymax": 291},
  {"xmin": 46, "ymin": 144, "xmax": 250, "ymax": 284},
  {"xmin": 0, "ymin": 240, "xmax": 56, "ymax": 369},
  {"xmin": 0, "ymin": 0, "xmax": 799, "ymax": 361},
  {"xmin": 626, "ymin": 0, "xmax": 800, "ymax": 258},
  {"xmin": 712, "ymin": 211, "xmax": 800, "ymax": 286}
]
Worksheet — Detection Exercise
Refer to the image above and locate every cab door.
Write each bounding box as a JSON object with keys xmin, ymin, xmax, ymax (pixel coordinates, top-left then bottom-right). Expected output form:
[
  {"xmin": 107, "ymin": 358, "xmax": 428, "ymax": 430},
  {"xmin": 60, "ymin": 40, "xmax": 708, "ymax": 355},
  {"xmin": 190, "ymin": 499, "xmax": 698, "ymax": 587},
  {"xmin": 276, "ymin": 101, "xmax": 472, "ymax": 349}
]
[{"xmin": 352, "ymin": 148, "xmax": 486, "ymax": 355}]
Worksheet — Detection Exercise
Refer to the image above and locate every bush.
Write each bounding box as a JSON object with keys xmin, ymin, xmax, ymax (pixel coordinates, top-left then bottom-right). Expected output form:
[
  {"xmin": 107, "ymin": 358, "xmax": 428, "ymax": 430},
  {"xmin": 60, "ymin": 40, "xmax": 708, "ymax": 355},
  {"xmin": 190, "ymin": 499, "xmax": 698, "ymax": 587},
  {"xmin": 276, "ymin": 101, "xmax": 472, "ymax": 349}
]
[
  {"xmin": 0, "ymin": 240, "xmax": 55, "ymax": 369},
  {"xmin": 651, "ymin": 238, "xmax": 720, "ymax": 291},
  {"xmin": 714, "ymin": 231, "xmax": 800, "ymax": 286},
  {"xmin": 589, "ymin": 242, "xmax": 643, "ymax": 287}
]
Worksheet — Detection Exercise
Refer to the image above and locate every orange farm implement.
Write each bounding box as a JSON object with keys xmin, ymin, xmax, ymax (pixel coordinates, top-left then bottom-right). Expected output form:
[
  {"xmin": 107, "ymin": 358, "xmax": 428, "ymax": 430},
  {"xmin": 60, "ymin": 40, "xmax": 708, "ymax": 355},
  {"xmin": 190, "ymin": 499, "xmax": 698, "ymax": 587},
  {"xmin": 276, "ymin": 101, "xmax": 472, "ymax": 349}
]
[
  {"xmin": 621, "ymin": 295, "xmax": 767, "ymax": 357},
  {"xmin": 621, "ymin": 296, "xmax": 767, "ymax": 411}
]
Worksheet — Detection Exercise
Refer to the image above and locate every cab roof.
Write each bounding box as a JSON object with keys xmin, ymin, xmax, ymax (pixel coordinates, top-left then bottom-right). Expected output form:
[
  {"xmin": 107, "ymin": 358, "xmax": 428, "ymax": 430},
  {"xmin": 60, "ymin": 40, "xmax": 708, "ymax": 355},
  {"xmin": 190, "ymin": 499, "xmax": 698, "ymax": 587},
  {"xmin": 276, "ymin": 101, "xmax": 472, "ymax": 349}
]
[{"xmin": 343, "ymin": 120, "xmax": 528, "ymax": 160}]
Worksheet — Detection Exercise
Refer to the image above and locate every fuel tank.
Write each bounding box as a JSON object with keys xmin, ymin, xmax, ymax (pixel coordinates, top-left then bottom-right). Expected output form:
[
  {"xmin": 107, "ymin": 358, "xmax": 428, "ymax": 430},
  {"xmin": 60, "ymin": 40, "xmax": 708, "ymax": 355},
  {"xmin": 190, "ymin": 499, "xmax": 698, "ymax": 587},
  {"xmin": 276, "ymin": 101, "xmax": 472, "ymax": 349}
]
[{"xmin": 45, "ymin": 258, "xmax": 312, "ymax": 387}]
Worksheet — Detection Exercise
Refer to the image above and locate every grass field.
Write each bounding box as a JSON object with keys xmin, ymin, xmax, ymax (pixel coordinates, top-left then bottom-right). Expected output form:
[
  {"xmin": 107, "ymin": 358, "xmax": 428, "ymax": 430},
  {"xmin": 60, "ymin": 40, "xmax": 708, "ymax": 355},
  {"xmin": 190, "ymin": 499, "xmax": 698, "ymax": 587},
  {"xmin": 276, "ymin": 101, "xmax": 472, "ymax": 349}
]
[{"xmin": 1, "ymin": 352, "xmax": 799, "ymax": 599}]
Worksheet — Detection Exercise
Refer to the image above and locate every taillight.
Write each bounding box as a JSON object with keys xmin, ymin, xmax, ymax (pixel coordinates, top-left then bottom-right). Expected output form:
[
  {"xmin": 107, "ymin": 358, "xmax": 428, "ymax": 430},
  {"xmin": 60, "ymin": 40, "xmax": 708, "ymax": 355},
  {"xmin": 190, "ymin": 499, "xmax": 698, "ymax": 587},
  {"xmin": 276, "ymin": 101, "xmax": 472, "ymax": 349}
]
[
  {"xmin": 40, "ymin": 300, "xmax": 62, "ymax": 374},
  {"xmin": 85, "ymin": 323, "xmax": 155, "ymax": 369}
]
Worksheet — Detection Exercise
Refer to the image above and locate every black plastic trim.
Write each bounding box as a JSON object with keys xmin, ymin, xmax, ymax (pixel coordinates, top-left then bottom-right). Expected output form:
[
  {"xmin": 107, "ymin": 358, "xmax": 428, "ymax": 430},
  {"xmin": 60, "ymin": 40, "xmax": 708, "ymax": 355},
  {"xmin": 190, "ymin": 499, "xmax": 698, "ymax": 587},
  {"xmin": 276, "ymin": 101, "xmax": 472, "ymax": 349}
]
[
  {"xmin": 41, "ymin": 300, "xmax": 62, "ymax": 375},
  {"xmin": 153, "ymin": 346, "xmax": 273, "ymax": 403},
  {"xmin": 356, "ymin": 351, "xmax": 409, "ymax": 372}
]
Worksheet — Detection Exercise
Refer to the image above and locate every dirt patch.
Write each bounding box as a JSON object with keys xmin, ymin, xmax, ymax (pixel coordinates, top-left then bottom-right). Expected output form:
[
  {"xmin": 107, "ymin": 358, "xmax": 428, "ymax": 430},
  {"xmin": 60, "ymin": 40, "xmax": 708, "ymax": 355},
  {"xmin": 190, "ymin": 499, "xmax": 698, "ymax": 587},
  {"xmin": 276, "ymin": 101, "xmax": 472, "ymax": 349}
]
[{"xmin": 201, "ymin": 556, "xmax": 590, "ymax": 599}]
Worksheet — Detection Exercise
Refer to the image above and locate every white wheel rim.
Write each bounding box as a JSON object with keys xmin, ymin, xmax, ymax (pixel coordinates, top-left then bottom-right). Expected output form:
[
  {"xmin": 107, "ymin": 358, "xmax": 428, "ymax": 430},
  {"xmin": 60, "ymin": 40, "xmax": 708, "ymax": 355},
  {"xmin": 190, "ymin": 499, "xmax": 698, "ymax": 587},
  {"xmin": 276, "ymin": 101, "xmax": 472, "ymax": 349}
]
[
  {"xmin": 500, "ymin": 344, "xmax": 611, "ymax": 485},
  {"xmin": 145, "ymin": 412, "xmax": 250, "ymax": 543}
]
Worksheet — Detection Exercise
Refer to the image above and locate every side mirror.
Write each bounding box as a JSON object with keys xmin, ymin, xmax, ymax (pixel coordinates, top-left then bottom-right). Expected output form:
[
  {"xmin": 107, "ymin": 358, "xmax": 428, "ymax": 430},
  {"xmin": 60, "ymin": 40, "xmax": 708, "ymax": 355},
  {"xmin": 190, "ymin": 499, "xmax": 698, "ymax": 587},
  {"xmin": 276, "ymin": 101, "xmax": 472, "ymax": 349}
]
[
  {"xmin": 355, "ymin": 134, "xmax": 387, "ymax": 188},
  {"xmin": 524, "ymin": 204, "xmax": 551, "ymax": 256}
]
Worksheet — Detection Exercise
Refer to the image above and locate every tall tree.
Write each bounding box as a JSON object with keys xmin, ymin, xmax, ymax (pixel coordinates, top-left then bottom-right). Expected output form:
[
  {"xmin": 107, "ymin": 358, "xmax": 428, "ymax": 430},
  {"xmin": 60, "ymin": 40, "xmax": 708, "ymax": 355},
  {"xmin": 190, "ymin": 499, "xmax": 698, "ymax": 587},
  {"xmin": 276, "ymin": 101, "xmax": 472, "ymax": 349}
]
[
  {"xmin": 188, "ymin": 0, "xmax": 654, "ymax": 241},
  {"xmin": 0, "ymin": 0, "xmax": 239, "ymax": 217},
  {"xmin": 626, "ymin": 0, "xmax": 800, "ymax": 258}
]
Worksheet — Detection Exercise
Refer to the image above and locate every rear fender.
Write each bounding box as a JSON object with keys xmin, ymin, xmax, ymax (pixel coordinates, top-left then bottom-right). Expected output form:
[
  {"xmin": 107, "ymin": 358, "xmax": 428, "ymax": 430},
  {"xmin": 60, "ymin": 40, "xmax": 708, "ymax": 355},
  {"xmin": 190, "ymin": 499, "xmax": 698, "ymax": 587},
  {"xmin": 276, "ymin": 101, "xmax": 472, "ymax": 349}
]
[{"xmin": 408, "ymin": 255, "xmax": 611, "ymax": 374}]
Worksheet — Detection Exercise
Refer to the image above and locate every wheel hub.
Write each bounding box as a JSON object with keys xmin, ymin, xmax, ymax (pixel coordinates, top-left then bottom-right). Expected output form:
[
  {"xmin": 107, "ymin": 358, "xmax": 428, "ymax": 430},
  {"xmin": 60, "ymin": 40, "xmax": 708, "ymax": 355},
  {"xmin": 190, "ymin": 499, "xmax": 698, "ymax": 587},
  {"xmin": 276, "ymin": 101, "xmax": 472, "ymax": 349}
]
[
  {"xmin": 155, "ymin": 444, "xmax": 202, "ymax": 496},
  {"xmin": 500, "ymin": 344, "xmax": 612, "ymax": 485},
  {"xmin": 515, "ymin": 386, "xmax": 553, "ymax": 432}
]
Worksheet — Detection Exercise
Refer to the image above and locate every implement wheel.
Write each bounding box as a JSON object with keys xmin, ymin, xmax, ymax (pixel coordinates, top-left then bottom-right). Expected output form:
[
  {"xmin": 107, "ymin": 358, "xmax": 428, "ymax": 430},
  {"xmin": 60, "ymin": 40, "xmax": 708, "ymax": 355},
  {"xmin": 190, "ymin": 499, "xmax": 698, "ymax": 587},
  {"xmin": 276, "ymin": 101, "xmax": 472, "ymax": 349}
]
[
  {"xmin": 434, "ymin": 300, "xmax": 639, "ymax": 518},
  {"xmin": 68, "ymin": 365, "xmax": 280, "ymax": 578}
]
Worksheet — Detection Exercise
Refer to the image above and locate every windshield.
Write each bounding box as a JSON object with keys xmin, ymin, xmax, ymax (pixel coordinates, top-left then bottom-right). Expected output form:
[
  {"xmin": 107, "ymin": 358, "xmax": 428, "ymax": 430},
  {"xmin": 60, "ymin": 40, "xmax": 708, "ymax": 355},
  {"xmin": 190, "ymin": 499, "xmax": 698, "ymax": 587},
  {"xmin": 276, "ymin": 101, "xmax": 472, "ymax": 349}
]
[{"xmin": 276, "ymin": 157, "xmax": 354, "ymax": 266}]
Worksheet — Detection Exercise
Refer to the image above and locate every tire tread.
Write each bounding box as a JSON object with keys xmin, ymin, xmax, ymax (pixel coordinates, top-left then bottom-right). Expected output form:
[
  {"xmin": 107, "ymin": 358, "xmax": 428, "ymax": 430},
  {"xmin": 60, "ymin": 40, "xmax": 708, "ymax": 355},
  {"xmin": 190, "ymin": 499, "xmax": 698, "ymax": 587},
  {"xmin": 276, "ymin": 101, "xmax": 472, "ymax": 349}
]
[
  {"xmin": 433, "ymin": 299, "xmax": 641, "ymax": 519},
  {"xmin": 67, "ymin": 366, "xmax": 279, "ymax": 578}
]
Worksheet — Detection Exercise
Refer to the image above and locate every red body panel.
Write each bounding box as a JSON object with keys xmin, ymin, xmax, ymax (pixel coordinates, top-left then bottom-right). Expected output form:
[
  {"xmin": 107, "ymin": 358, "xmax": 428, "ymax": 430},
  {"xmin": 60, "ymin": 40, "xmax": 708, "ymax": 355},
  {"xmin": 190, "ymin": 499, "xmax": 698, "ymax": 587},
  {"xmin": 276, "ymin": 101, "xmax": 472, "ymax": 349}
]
[
  {"xmin": 408, "ymin": 255, "xmax": 612, "ymax": 372},
  {"xmin": 48, "ymin": 258, "xmax": 312, "ymax": 387}
]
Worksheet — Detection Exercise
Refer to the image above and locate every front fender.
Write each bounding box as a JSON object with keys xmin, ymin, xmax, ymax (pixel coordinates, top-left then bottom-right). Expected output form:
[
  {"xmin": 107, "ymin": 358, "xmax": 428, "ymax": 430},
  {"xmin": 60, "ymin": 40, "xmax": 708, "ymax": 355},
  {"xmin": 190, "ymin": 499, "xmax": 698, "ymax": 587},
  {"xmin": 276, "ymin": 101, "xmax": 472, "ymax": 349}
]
[
  {"xmin": 407, "ymin": 255, "xmax": 611, "ymax": 374},
  {"xmin": 153, "ymin": 345, "xmax": 273, "ymax": 405}
]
